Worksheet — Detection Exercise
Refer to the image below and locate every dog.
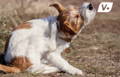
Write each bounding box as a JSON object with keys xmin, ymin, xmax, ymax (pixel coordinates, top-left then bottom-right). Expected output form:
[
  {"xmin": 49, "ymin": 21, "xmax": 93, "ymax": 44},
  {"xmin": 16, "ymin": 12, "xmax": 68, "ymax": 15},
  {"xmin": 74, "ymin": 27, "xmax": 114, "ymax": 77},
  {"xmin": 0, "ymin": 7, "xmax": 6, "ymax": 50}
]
[{"xmin": 0, "ymin": 2, "xmax": 96, "ymax": 75}]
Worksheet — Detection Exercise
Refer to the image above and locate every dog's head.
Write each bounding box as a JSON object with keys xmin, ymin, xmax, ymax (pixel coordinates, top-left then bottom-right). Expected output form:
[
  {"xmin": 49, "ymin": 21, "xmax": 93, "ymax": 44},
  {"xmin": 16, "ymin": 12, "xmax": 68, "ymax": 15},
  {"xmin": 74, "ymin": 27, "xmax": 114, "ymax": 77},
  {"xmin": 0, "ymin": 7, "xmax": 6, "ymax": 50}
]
[
  {"xmin": 50, "ymin": 2, "xmax": 96, "ymax": 41},
  {"xmin": 50, "ymin": 3, "xmax": 83, "ymax": 34},
  {"xmin": 80, "ymin": 2, "xmax": 96, "ymax": 25}
]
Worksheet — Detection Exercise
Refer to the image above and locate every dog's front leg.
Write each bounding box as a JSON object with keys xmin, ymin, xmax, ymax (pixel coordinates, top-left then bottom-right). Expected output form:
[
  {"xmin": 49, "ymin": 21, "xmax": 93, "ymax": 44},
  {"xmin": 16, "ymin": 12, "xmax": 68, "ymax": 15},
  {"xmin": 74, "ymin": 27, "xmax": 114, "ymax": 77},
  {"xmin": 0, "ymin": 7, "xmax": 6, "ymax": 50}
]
[
  {"xmin": 47, "ymin": 45, "xmax": 83, "ymax": 75},
  {"xmin": 49, "ymin": 22, "xmax": 57, "ymax": 51}
]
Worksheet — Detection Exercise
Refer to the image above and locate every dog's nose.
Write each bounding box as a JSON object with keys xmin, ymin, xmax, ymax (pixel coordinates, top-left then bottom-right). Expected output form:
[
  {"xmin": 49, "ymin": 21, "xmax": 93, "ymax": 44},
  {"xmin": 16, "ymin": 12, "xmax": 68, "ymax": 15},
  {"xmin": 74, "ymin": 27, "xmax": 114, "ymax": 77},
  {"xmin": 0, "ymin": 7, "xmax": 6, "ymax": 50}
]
[{"xmin": 88, "ymin": 3, "xmax": 93, "ymax": 10}]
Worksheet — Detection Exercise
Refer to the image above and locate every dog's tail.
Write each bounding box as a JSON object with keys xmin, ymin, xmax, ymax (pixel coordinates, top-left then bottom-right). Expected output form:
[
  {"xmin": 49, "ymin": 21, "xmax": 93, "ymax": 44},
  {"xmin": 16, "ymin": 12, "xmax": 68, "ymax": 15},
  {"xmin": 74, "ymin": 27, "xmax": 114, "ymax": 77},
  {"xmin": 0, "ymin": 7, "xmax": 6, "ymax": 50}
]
[{"xmin": 0, "ymin": 64, "xmax": 21, "ymax": 73}]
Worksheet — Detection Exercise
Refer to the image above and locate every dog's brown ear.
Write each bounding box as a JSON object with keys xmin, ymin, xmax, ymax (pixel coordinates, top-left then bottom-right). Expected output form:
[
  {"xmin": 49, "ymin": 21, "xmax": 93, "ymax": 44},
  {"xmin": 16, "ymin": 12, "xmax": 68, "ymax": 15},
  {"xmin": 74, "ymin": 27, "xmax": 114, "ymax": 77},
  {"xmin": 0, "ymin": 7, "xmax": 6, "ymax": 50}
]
[{"xmin": 49, "ymin": 2, "xmax": 65, "ymax": 13}]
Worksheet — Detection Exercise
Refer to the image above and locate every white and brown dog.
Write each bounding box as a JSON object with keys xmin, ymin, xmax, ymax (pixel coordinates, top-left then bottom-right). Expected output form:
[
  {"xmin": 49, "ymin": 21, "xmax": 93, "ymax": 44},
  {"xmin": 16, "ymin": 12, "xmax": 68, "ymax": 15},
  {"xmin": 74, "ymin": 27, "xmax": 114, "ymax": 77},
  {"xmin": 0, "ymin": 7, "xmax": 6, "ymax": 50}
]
[{"xmin": 0, "ymin": 2, "xmax": 96, "ymax": 75}]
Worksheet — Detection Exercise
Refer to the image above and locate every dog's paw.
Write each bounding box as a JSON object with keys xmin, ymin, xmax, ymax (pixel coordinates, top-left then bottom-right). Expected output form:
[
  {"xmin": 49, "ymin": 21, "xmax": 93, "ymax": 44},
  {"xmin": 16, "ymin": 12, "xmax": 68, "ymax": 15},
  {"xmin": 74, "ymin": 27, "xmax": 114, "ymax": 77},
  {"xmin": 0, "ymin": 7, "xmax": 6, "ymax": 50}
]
[
  {"xmin": 26, "ymin": 65, "xmax": 43, "ymax": 73},
  {"xmin": 67, "ymin": 68, "xmax": 84, "ymax": 76}
]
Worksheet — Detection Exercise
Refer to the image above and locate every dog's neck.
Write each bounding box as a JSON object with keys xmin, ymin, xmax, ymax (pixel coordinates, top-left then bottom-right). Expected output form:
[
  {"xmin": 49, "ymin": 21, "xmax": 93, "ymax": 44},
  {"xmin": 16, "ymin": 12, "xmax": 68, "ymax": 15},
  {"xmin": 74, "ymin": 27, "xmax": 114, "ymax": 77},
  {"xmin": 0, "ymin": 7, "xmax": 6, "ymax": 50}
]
[
  {"xmin": 56, "ymin": 16, "xmax": 84, "ymax": 42},
  {"xmin": 57, "ymin": 21, "xmax": 76, "ymax": 42}
]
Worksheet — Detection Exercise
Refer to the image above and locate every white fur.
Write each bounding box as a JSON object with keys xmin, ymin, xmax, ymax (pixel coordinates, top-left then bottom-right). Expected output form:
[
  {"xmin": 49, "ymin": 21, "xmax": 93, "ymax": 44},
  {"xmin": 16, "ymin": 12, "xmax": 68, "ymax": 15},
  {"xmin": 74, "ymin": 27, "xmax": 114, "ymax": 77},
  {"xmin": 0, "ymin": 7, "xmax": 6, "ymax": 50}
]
[
  {"xmin": 4, "ymin": 2, "xmax": 96, "ymax": 75},
  {"xmin": 80, "ymin": 2, "xmax": 96, "ymax": 25}
]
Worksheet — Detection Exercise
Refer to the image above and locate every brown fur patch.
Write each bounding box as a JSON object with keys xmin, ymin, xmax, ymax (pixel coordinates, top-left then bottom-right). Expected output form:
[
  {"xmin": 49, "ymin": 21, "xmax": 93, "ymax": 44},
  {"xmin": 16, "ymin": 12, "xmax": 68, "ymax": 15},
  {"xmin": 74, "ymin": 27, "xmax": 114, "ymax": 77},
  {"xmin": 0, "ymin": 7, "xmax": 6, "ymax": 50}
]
[
  {"xmin": 50, "ymin": 2, "xmax": 65, "ymax": 13},
  {"xmin": 64, "ymin": 48, "xmax": 71, "ymax": 53},
  {"xmin": 14, "ymin": 22, "xmax": 32, "ymax": 30},
  {"xmin": 0, "ymin": 64, "xmax": 21, "ymax": 73},
  {"xmin": 57, "ymin": 12, "xmax": 84, "ymax": 42},
  {"xmin": 11, "ymin": 57, "xmax": 32, "ymax": 71}
]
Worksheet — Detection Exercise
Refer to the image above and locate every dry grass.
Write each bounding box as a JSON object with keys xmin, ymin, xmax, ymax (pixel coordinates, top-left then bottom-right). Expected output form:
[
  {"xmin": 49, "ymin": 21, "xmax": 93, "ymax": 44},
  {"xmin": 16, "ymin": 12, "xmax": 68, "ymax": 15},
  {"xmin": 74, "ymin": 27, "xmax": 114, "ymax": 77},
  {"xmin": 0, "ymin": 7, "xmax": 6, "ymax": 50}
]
[{"xmin": 0, "ymin": 0, "xmax": 120, "ymax": 77}]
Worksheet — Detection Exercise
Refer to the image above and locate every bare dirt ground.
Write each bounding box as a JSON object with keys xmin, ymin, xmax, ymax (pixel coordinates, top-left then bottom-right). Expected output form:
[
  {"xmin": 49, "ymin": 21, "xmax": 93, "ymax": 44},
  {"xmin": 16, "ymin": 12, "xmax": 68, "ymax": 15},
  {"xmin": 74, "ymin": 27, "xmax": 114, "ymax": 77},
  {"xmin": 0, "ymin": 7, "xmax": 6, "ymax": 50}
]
[{"xmin": 0, "ymin": 0, "xmax": 120, "ymax": 77}]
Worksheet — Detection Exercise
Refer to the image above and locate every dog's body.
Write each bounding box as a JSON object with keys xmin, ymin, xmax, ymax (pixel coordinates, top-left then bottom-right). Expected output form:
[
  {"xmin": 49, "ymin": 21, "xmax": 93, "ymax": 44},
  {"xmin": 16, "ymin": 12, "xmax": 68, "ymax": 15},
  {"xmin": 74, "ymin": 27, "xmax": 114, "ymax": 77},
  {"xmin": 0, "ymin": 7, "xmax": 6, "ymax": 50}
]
[
  {"xmin": 0, "ymin": 2, "xmax": 96, "ymax": 75},
  {"xmin": 5, "ymin": 16, "xmax": 73, "ymax": 74}
]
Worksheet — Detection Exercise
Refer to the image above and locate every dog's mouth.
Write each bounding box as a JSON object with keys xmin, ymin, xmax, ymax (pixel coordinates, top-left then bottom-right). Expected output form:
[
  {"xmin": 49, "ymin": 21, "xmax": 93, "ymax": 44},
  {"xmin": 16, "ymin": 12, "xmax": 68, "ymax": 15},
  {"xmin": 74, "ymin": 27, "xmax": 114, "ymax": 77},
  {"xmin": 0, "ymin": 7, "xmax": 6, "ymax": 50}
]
[{"xmin": 88, "ymin": 3, "xmax": 93, "ymax": 10}]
